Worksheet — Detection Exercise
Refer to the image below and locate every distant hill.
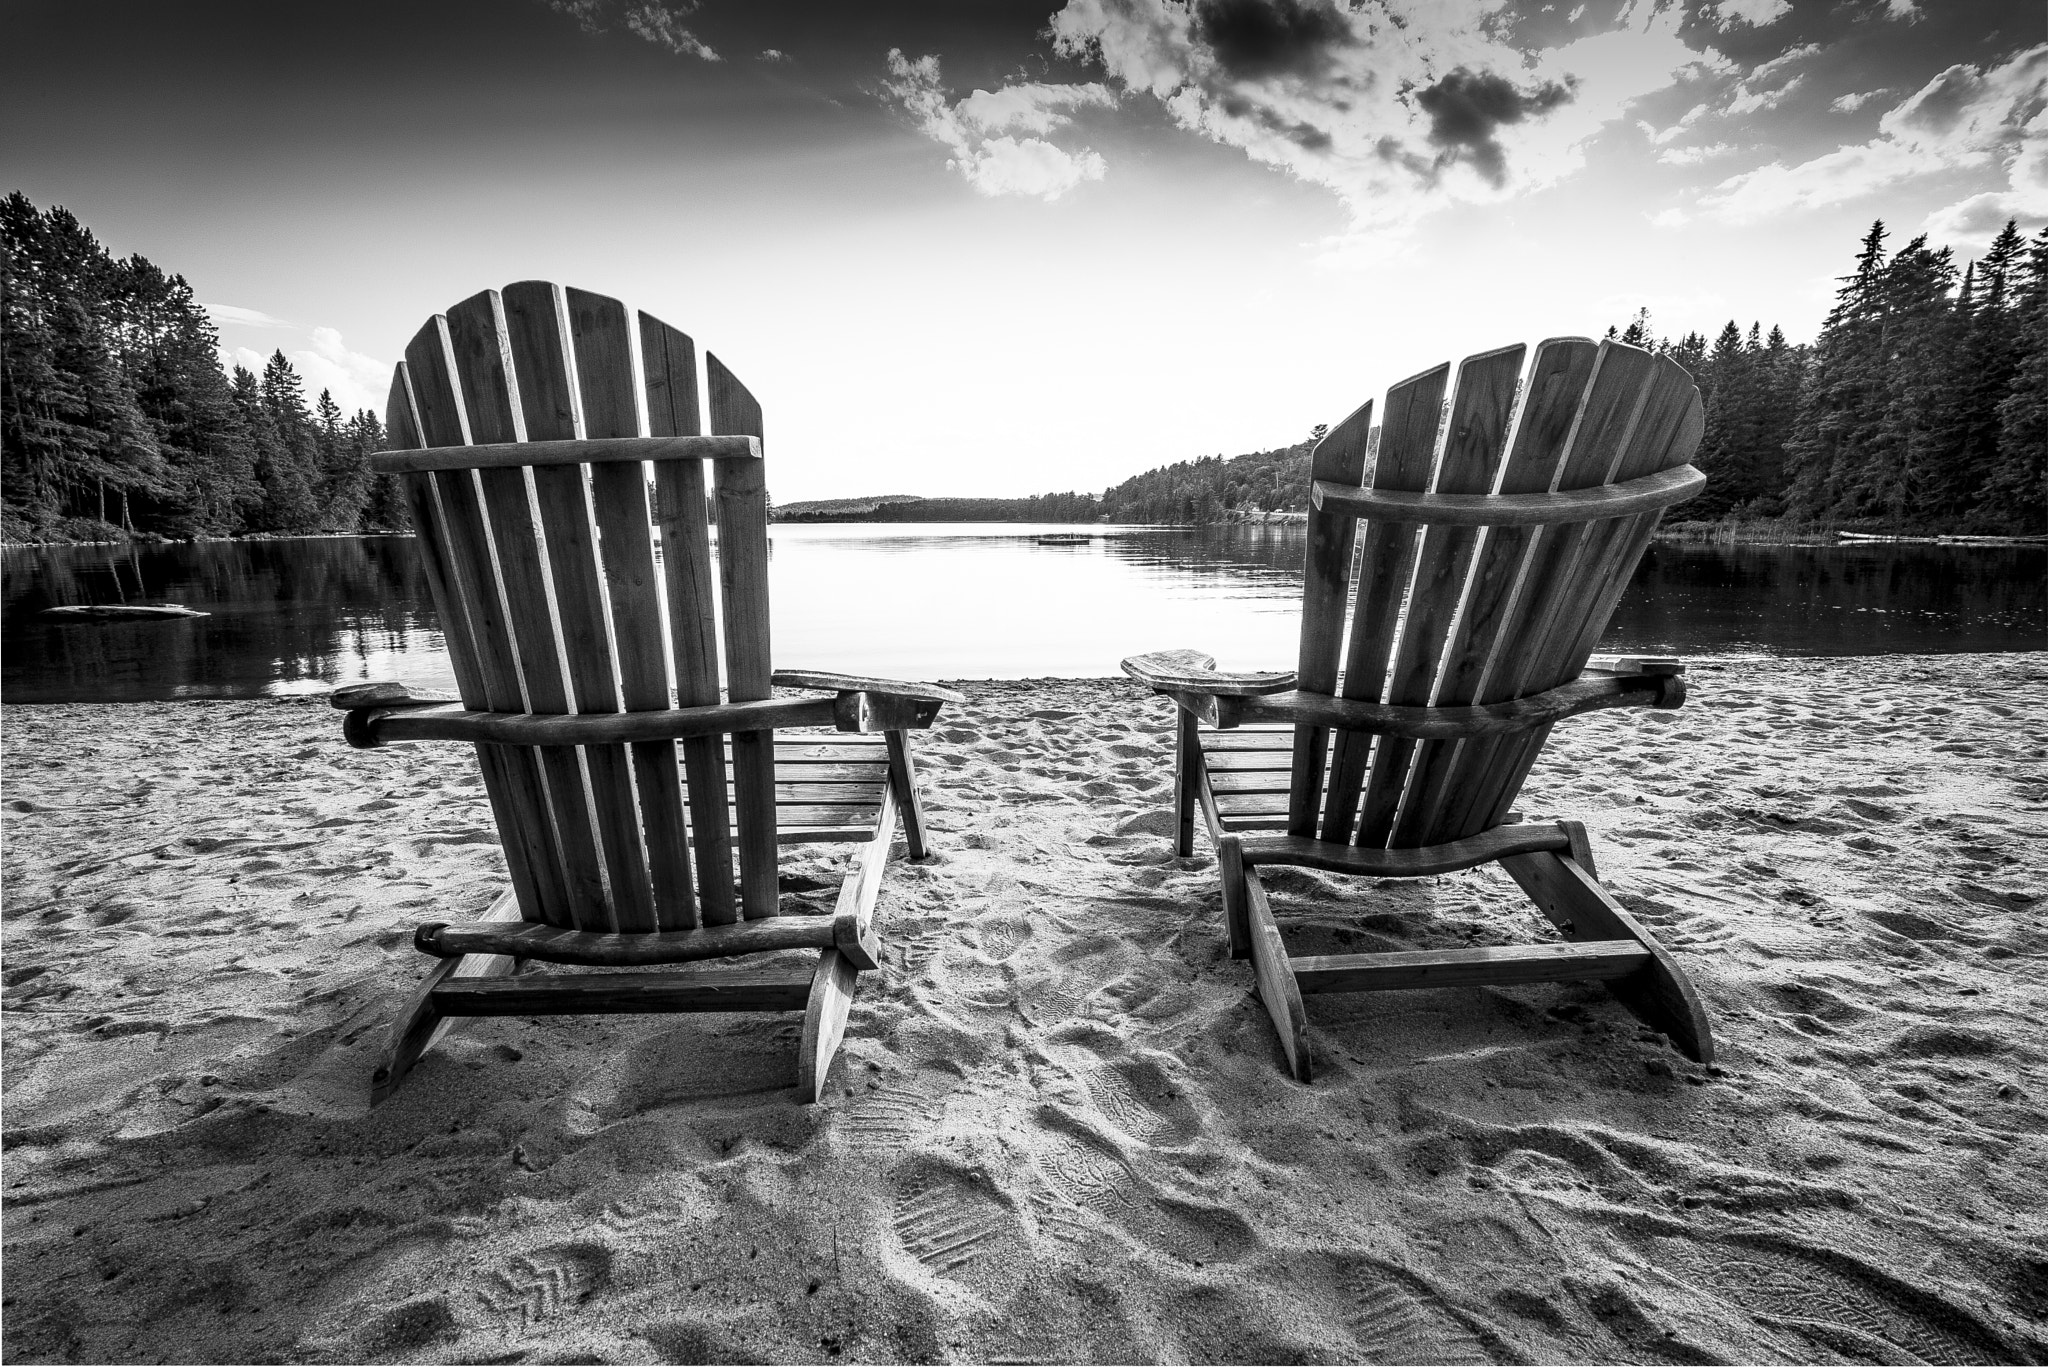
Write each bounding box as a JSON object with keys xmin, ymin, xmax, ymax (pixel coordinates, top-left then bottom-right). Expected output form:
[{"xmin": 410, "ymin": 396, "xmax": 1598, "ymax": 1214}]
[{"xmin": 772, "ymin": 432, "xmax": 1323, "ymax": 525}]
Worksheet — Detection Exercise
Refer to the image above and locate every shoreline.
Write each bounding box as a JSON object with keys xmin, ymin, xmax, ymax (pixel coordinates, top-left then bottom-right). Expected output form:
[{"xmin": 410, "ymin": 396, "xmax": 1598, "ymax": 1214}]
[{"xmin": 4, "ymin": 655, "xmax": 2045, "ymax": 1362}]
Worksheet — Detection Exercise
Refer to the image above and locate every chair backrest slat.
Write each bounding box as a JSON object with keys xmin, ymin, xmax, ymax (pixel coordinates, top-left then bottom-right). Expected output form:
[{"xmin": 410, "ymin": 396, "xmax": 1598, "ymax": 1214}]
[
  {"xmin": 396, "ymin": 316, "xmax": 585, "ymax": 926},
  {"xmin": 1352, "ymin": 346, "xmax": 1523, "ymax": 847},
  {"xmin": 707, "ymin": 353, "xmax": 780, "ymax": 922},
  {"xmin": 1284, "ymin": 397, "xmax": 1372, "ymax": 836},
  {"xmin": 643, "ymin": 316, "xmax": 738, "ymax": 927},
  {"xmin": 1393, "ymin": 338, "xmax": 1598, "ymax": 845},
  {"xmin": 1290, "ymin": 338, "xmax": 1703, "ymax": 851},
  {"xmin": 1317, "ymin": 362, "xmax": 1447, "ymax": 841}
]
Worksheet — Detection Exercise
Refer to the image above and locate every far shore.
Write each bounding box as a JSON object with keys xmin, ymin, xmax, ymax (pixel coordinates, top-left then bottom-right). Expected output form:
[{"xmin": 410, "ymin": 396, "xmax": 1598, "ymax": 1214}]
[{"xmin": 8, "ymin": 521, "xmax": 2044, "ymax": 550}]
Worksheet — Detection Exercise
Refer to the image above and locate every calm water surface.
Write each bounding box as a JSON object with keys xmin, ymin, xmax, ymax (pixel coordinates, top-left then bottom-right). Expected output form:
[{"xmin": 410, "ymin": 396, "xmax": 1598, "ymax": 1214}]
[{"xmin": 3, "ymin": 524, "xmax": 2042, "ymax": 702}]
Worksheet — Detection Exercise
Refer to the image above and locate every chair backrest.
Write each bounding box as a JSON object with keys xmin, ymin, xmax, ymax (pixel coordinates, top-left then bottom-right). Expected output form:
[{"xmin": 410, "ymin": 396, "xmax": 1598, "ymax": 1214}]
[
  {"xmin": 380, "ymin": 281, "xmax": 778, "ymax": 934},
  {"xmin": 1288, "ymin": 337, "xmax": 1702, "ymax": 850}
]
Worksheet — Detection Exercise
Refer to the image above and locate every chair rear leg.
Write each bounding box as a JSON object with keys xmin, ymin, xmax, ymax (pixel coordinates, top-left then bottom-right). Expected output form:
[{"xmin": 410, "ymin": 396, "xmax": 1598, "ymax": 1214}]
[
  {"xmin": 374, "ymin": 889, "xmax": 523, "ymax": 1105},
  {"xmin": 1500, "ymin": 838, "xmax": 1714, "ymax": 1065},
  {"xmin": 797, "ymin": 948, "xmax": 859, "ymax": 1102},
  {"xmin": 1243, "ymin": 865, "xmax": 1312, "ymax": 1082}
]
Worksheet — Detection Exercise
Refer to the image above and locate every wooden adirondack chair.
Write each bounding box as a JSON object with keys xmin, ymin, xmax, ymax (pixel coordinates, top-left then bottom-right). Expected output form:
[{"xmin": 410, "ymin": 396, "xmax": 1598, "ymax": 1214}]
[
  {"xmin": 1123, "ymin": 337, "xmax": 1714, "ymax": 1081},
  {"xmin": 331, "ymin": 281, "xmax": 962, "ymax": 1105}
]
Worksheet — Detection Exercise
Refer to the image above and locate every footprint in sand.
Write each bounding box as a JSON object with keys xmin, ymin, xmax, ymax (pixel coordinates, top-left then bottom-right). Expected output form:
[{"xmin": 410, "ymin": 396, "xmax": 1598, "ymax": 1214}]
[
  {"xmin": 975, "ymin": 913, "xmax": 1034, "ymax": 963},
  {"xmin": 1351, "ymin": 1280, "xmax": 1491, "ymax": 1366},
  {"xmin": 478, "ymin": 1242, "xmax": 613, "ymax": 1329},
  {"xmin": 1084, "ymin": 1058, "xmax": 1200, "ymax": 1147},
  {"xmin": 889, "ymin": 1165, "xmax": 1021, "ymax": 1278},
  {"xmin": 843, "ymin": 1081, "xmax": 948, "ymax": 1153},
  {"xmin": 1027, "ymin": 1118, "xmax": 1256, "ymax": 1266},
  {"xmin": 1659, "ymin": 1239, "xmax": 2014, "ymax": 1365}
]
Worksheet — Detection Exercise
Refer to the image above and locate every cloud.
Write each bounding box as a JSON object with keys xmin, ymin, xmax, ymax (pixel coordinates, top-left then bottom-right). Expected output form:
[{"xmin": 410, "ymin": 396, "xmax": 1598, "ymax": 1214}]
[
  {"xmin": 541, "ymin": 0, "xmax": 717, "ymax": 61},
  {"xmin": 202, "ymin": 303, "xmax": 289, "ymax": 328},
  {"xmin": 1046, "ymin": 0, "xmax": 1701, "ymax": 236},
  {"xmin": 1831, "ymin": 89, "xmax": 1885, "ymax": 112},
  {"xmin": 1700, "ymin": 43, "xmax": 2048, "ymax": 225},
  {"xmin": 1710, "ymin": 0, "xmax": 1791, "ymax": 28},
  {"xmin": 880, "ymin": 51, "xmax": 1113, "ymax": 199},
  {"xmin": 759, "ymin": 48, "xmax": 788, "ymax": 62},
  {"xmin": 1415, "ymin": 67, "xmax": 1577, "ymax": 188},
  {"xmin": 225, "ymin": 328, "xmax": 389, "ymax": 418},
  {"xmin": 1657, "ymin": 141, "xmax": 1734, "ymax": 165}
]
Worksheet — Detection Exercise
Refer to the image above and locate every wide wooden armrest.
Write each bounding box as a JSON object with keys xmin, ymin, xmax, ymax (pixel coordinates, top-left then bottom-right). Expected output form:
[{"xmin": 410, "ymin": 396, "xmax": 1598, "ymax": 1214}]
[
  {"xmin": 1175, "ymin": 669, "xmax": 1684, "ymax": 734},
  {"xmin": 1583, "ymin": 654, "xmax": 1683, "ymax": 677},
  {"xmin": 342, "ymin": 696, "xmax": 842, "ymax": 749},
  {"xmin": 329, "ymin": 680, "xmax": 457, "ymax": 709},
  {"xmin": 1121, "ymin": 649, "xmax": 1296, "ymax": 696},
  {"xmin": 770, "ymin": 670, "xmax": 966, "ymax": 706}
]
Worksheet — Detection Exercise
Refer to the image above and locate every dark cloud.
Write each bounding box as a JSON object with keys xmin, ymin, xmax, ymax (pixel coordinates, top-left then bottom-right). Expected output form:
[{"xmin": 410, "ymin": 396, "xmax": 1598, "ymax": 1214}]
[
  {"xmin": 1193, "ymin": 0, "xmax": 1353, "ymax": 81},
  {"xmin": 1413, "ymin": 66, "xmax": 1575, "ymax": 186},
  {"xmin": 1219, "ymin": 92, "xmax": 1336, "ymax": 151}
]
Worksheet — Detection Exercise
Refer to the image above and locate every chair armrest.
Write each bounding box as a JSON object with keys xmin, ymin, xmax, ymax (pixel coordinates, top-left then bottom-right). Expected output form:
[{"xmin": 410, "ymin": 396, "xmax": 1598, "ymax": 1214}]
[
  {"xmin": 340, "ymin": 696, "xmax": 841, "ymax": 749},
  {"xmin": 769, "ymin": 670, "xmax": 965, "ymax": 705},
  {"xmin": 329, "ymin": 680, "xmax": 457, "ymax": 709},
  {"xmin": 1583, "ymin": 655, "xmax": 1683, "ymax": 677},
  {"xmin": 770, "ymin": 670, "xmax": 963, "ymax": 733},
  {"xmin": 1120, "ymin": 649, "xmax": 1296, "ymax": 696}
]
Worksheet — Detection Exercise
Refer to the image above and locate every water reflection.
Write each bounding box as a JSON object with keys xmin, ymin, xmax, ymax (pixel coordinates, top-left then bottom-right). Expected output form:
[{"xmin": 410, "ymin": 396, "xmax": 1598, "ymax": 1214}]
[{"xmin": 2, "ymin": 526, "xmax": 2040, "ymax": 702}]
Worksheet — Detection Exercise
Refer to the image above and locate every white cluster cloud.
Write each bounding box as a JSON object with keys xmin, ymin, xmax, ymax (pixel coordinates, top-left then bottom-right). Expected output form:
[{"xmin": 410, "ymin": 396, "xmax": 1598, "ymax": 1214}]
[
  {"xmin": 879, "ymin": 51, "xmax": 1114, "ymax": 200},
  {"xmin": 1709, "ymin": 0, "xmax": 1791, "ymax": 29},
  {"xmin": 1037, "ymin": 0, "xmax": 1703, "ymax": 238},
  {"xmin": 213, "ymin": 318, "xmax": 390, "ymax": 419},
  {"xmin": 1698, "ymin": 43, "xmax": 2048, "ymax": 242}
]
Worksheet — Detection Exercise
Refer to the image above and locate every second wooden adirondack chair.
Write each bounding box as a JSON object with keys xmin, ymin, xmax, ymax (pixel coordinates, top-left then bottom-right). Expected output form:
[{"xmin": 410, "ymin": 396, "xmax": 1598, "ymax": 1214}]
[
  {"xmin": 1125, "ymin": 337, "xmax": 1714, "ymax": 1080},
  {"xmin": 333, "ymin": 281, "xmax": 961, "ymax": 1104}
]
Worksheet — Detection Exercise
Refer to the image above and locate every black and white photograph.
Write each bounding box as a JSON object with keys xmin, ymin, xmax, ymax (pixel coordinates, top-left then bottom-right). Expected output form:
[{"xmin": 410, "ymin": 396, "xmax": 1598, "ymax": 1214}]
[{"xmin": 3, "ymin": 0, "xmax": 2045, "ymax": 1361}]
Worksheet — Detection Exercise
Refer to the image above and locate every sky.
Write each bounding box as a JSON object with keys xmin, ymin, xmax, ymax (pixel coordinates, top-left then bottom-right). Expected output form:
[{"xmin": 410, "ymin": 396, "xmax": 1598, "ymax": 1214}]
[{"xmin": 6, "ymin": 0, "xmax": 2045, "ymax": 501}]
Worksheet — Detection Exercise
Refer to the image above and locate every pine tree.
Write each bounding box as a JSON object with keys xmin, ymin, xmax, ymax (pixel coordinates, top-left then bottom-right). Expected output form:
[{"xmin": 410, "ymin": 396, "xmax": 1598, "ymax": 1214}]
[
  {"xmin": 1990, "ymin": 227, "xmax": 2048, "ymax": 535},
  {"xmin": 252, "ymin": 350, "xmax": 320, "ymax": 531},
  {"xmin": 1785, "ymin": 221, "xmax": 1892, "ymax": 520}
]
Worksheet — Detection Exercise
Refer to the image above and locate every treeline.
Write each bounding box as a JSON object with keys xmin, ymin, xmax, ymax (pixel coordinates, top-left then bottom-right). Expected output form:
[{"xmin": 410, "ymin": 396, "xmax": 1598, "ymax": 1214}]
[
  {"xmin": 1, "ymin": 193, "xmax": 406, "ymax": 543},
  {"xmin": 775, "ymin": 491, "xmax": 1102, "ymax": 522},
  {"xmin": 773, "ymin": 444, "xmax": 1319, "ymax": 525}
]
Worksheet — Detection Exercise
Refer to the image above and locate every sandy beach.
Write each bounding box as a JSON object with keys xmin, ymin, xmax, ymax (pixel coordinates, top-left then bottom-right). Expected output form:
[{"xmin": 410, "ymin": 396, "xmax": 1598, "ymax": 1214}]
[{"xmin": 3, "ymin": 654, "xmax": 2044, "ymax": 1364}]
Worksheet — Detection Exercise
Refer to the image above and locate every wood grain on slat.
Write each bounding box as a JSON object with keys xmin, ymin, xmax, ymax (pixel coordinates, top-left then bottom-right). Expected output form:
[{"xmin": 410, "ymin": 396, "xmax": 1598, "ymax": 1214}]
[
  {"xmin": 644, "ymin": 313, "xmax": 738, "ymax": 927},
  {"xmin": 1285, "ymin": 399, "xmax": 1372, "ymax": 836},
  {"xmin": 709, "ymin": 351, "xmax": 779, "ymax": 921},
  {"xmin": 440, "ymin": 291, "xmax": 587, "ymax": 929},
  {"xmin": 404, "ymin": 314, "xmax": 578, "ymax": 928},
  {"xmin": 1397, "ymin": 339, "xmax": 1598, "ymax": 845},
  {"xmin": 1480, "ymin": 356, "xmax": 1703, "ymax": 829},
  {"xmin": 1319, "ymin": 363, "xmax": 1447, "ymax": 842},
  {"xmin": 1354, "ymin": 347, "xmax": 1521, "ymax": 847},
  {"xmin": 1430, "ymin": 340, "xmax": 1660, "ymax": 840},
  {"xmin": 570, "ymin": 287, "xmax": 697, "ymax": 935},
  {"xmin": 505, "ymin": 284, "xmax": 653, "ymax": 934}
]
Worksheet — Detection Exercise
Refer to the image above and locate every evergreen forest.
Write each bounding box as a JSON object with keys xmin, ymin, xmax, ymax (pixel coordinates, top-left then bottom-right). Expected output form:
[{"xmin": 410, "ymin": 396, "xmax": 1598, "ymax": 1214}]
[
  {"xmin": 1, "ymin": 194, "xmax": 405, "ymax": 543},
  {"xmin": 4, "ymin": 192, "xmax": 2043, "ymax": 541}
]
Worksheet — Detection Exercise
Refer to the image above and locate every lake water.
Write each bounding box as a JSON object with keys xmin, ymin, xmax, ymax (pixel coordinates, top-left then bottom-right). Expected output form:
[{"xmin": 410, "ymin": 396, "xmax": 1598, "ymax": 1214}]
[{"xmin": 3, "ymin": 524, "xmax": 2043, "ymax": 703}]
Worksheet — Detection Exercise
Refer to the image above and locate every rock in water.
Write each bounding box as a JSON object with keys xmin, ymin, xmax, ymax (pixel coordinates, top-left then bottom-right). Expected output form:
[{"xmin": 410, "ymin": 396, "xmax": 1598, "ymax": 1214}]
[{"xmin": 40, "ymin": 603, "xmax": 208, "ymax": 621}]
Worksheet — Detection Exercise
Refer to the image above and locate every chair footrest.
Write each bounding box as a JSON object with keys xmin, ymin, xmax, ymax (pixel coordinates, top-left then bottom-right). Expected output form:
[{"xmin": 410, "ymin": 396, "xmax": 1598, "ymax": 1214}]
[
  {"xmin": 432, "ymin": 967, "xmax": 815, "ymax": 1016},
  {"xmin": 1290, "ymin": 939, "xmax": 1651, "ymax": 994}
]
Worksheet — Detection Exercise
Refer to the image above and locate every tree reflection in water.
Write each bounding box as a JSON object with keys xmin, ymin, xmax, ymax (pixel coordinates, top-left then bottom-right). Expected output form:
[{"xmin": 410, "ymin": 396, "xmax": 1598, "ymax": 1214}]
[{"xmin": 1, "ymin": 529, "xmax": 2039, "ymax": 702}]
